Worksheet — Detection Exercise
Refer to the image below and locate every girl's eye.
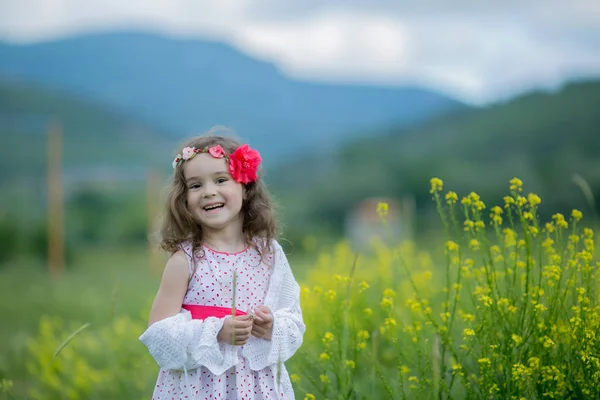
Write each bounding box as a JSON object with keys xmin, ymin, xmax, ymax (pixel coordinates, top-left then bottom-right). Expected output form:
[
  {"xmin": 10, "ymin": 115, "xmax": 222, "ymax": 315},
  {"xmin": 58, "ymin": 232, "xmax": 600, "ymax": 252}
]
[
  {"xmin": 190, "ymin": 183, "xmax": 202, "ymax": 189},
  {"xmin": 216, "ymin": 178, "xmax": 228, "ymax": 184}
]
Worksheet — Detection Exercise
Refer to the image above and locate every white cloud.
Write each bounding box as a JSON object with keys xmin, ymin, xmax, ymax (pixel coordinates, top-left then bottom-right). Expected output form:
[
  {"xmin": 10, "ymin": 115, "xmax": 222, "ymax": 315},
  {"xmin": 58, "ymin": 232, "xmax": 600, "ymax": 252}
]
[{"xmin": 0, "ymin": 0, "xmax": 599, "ymax": 104}]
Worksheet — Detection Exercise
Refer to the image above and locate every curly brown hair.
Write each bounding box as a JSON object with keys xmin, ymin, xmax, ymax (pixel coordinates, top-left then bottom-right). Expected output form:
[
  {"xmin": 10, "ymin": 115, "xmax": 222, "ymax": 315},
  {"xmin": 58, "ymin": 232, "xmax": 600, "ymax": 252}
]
[{"xmin": 160, "ymin": 132, "xmax": 278, "ymax": 260}]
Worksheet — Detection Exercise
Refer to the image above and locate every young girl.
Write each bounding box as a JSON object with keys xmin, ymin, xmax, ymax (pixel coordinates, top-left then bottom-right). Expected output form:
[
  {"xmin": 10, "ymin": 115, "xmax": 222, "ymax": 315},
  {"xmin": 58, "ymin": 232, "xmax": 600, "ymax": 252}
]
[{"xmin": 140, "ymin": 134, "xmax": 305, "ymax": 399}]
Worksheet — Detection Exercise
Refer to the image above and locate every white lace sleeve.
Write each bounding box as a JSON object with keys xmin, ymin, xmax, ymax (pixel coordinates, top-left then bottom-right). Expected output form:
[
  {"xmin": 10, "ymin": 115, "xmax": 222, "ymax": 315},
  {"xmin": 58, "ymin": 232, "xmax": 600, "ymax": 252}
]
[
  {"xmin": 139, "ymin": 310, "xmax": 238, "ymax": 375},
  {"xmin": 242, "ymin": 242, "xmax": 305, "ymax": 371}
]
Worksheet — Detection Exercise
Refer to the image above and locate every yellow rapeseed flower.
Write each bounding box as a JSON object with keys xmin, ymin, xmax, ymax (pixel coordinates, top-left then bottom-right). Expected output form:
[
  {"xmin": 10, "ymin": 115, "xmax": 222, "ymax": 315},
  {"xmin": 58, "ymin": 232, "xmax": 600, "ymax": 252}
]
[
  {"xmin": 572, "ymin": 209, "xmax": 583, "ymax": 221},
  {"xmin": 383, "ymin": 288, "xmax": 396, "ymax": 297},
  {"xmin": 464, "ymin": 328, "xmax": 475, "ymax": 337},
  {"xmin": 319, "ymin": 352, "xmax": 330, "ymax": 361},
  {"xmin": 478, "ymin": 358, "xmax": 492, "ymax": 367},
  {"xmin": 363, "ymin": 307, "xmax": 373, "ymax": 316},
  {"xmin": 528, "ymin": 193, "xmax": 541, "ymax": 206},
  {"xmin": 384, "ymin": 318, "xmax": 397, "ymax": 327},
  {"xmin": 399, "ymin": 365, "xmax": 410, "ymax": 374},
  {"xmin": 322, "ymin": 332, "xmax": 334, "ymax": 344},
  {"xmin": 469, "ymin": 239, "xmax": 480, "ymax": 250},
  {"xmin": 304, "ymin": 394, "xmax": 315, "ymax": 400},
  {"xmin": 445, "ymin": 191, "xmax": 458, "ymax": 204},
  {"xmin": 345, "ymin": 360, "xmax": 356, "ymax": 369},
  {"xmin": 523, "ymin": 211, "xmax": 533, "ymax": 220},
  {"xmin": 512, "ymin": 334, "xmax": 523, "ymax": 346},
  {"xmin": 358, "ymin": 281, "xmax": 370, "ymax": 293},
  {"xmin": 552, "ymin": 213, "xmax": 568, "ymax": 229},
  {"xmin": 509, "ymin": 177, "xmax": 523, "ymax": 191},
  {"xmin": 430, "ymin": 177, "xmax": 443, "ymax": 193},
  {"xmin": 584, "ymin": 228, "xmax": 594, "ymax": 238},
  {"xmin": 357, "ymin": 330, "xmax": 370, "ymax": 341},
  {"xmin": 290, "ymin": 373, "xmax": 301, "ymax": 383},
  {"xmin": 446, "ymin": 240, "xmax": 459, "ymax": 252},
  {"xmin": 325, "ymin": 290, "xmax": 337, "ymax": 301},
  {"xmin": 464, "ymin": 220, "xmax": 475, "ymax": 231},
  {"xmin": 376, "ymin": 202, "xmax": 389, "ymax": 218},
  {"xmin": 380, "ymin": 297, "xmax": 393, "ymax": 310}
]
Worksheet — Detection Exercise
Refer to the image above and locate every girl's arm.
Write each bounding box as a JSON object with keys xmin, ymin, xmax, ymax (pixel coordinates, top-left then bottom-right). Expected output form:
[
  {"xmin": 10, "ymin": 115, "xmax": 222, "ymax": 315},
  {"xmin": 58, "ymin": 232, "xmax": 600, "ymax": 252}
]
[
  {"xmin": 140, "ymin": 250, "xmax": 238, "ymax": 374},
  {"xmin": 242, "ymin": 243, "xmax": 306, "ymax": 371},
  {"xmin": 148, "ymin": 250, "xmax": 189, "ymax": 326}
]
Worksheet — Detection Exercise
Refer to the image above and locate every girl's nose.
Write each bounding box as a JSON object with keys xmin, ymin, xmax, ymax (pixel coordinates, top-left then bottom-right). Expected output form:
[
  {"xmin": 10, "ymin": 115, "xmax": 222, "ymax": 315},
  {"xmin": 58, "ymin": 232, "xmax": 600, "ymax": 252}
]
[{"xmin": 202, "ymin": 184, "xmax": 217, "ymax": 197}]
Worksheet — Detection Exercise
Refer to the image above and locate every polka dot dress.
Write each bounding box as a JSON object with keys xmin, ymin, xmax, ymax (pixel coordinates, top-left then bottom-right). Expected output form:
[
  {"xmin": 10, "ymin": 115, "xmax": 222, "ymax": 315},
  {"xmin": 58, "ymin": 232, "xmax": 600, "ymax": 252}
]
[{"xmin": 151, "ymin": 243, "xmax": 290, "ymax": 399}]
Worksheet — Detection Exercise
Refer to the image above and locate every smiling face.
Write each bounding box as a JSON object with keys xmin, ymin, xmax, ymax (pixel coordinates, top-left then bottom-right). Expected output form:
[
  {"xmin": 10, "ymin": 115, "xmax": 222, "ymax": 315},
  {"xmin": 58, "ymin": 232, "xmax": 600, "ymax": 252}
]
[{"xmin": 183, "ymin": 153, "xmax": 244, "ymax": 233}]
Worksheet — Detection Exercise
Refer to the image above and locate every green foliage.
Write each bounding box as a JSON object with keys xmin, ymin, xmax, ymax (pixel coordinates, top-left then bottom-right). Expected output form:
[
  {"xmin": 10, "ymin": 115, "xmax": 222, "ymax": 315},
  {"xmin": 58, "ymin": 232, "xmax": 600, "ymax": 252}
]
[
  {"xmin": 26, "ymin": 315, "xmax": 156, "ymax": 399},
  {"xmin": 273, "ymin": 81, "xmax": 600, "ymax": 239},
  {"xmin": 291, "ymin": 178, "xmax": 600, "ymax": 399}
]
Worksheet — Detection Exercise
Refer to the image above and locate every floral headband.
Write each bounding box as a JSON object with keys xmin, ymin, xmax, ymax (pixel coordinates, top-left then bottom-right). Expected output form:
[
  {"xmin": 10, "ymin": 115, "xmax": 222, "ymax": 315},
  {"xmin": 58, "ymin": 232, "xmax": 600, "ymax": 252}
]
[{"xmin": 172, "ymin": 144, "xmax": 262, "ymax": 184}]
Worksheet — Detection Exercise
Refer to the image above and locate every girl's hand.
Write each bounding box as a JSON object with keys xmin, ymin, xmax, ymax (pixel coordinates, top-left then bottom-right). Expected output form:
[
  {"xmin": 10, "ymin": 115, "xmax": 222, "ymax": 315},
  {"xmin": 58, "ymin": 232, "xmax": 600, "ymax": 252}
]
[
  {"xmin": 217, "ymin": 315, "xmax": 253, "ymax": 345},
  {"xmin": 251, "ymin": 306, "xmax": 273, "ymax": 340}
]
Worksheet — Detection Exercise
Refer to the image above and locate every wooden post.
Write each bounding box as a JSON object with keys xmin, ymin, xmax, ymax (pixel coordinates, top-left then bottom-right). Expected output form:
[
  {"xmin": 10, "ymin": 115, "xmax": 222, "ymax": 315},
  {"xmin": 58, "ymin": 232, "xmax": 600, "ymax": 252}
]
[
  {"xmin": 147, "ymin": 168, "xmax": 163, "ymax": 273},
  {"xmin": 48, "ymin": 121, "xmax": 64, "ymax": 276}
]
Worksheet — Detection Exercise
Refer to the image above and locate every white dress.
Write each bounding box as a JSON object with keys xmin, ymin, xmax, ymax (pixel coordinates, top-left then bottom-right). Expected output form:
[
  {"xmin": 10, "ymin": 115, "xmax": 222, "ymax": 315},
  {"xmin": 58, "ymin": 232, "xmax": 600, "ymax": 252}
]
[{"xmin": 140, "ymin": 240, "xmax": 304, "ymax": 400}]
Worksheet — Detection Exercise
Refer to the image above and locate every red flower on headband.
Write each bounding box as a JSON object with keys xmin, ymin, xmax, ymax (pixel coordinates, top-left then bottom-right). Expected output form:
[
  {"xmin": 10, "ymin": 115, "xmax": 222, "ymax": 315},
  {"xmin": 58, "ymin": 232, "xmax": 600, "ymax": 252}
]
[{"xmin": 229, "ymin": 144, "xmax": 261, "ymax": 184}]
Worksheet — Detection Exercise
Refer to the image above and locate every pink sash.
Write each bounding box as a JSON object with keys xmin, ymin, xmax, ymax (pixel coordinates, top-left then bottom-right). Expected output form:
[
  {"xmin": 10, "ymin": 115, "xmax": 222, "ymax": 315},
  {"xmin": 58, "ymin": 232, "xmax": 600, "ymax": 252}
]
[{"xmin": 182, "ymin": 304, "xmax": 247, "ymax": 320}]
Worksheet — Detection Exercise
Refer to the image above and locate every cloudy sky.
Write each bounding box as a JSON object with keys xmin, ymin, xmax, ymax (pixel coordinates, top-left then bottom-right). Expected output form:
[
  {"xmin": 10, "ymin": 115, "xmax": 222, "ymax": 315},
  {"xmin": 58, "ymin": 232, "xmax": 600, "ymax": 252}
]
[{"xmin": 1, "ymin": 0, "xmax": 599, "ymax": 104}]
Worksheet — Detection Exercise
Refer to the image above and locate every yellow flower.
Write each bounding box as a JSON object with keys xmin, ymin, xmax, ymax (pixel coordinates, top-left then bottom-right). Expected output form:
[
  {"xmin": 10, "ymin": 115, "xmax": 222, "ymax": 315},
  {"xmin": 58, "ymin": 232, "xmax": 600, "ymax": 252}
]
[
  {"xmin": 583, "ymin": 228, "xmax": 594, "ymax": 238},
  {"xmin": 545, "ymin": 222, "xmax": 555, "ymax": 233},
  {"xmin": 384, "ymin": 318, "xmax": 397, "ymax": 327},
  {"xmin": 357, "ymin": 330, "xmax": 370, "ymax": 340},
  {"xmin": 430, "ymin": 177, "xmax": 443, "ymax": 193},
  {"xmin": 509, "ymin": 177, "xmax": 523, "ymax": 191},
  {"xmin": 445, "ymin": 191, "xmax": 458, "ymax": 204},
  {"xmin": 291, "ymin": 373, "xmax": 301, "ymax": 383},
  {"xmin": 358, "ymin": 280, "xmax": 370, "ymax": 293},
  {"xmin": 552, "ymin": 213, "xmax": 568, "ymax": 229},
  {"xmin": 446, "ymin": 240, "xmax": 459, "ymax": 252},
  {"xmin": 535, "ymin": 303, "xmax": 548, "ymax": 312},
  {"xmin": 380, "ymin": 297, "xmax": 393, "ymax": 310},
  {"xmin": 345, "ymin": 360, "xmax": 356, "ymax": 369},
  {"xmin": 383, "ymin": 288, "xmax": 396, "ymax": 297},
  {"xmin": 540, "ymin": 336, "xmax": 555, "ymax": 348},
  {"xmin": 304, "ymin": 394, "xmax": 315, "ymax": 400},
  {"xmin": 319, "ymin": 352, "xmax": 330, "ymax": 361},
  {"xmin": 571, "ymin": 209, "xmax": 583, "ymax": 221},
  {"xmin": 320, "ymin": 374, "xmax": 329, "ymax": 383},
  {"xmin": 469, "ymin": 239, "xmax": 480, "ymax": 250},
  {"xmin": 527, "ymin": 193, "xmax": 541, "ymax": 206},
  {"xmin": 408, "ymin": 376, "xmax": 419, "ymax": 383},
  {"xmin": 463, "ymin": 328, "xmax": 475, "ymax": 337},
  {"xmin": 512, "ymin": 334, "xmax": 523, "ymax": 346},
  {"xmin": 474, "ymin": 200, "xmax": 486, "ymax": 211},
  {"xmin": 504, "ymin": 196, "xmax": 515, "ymax": 207},
  {"xmin": 464, "ymin": 220, "xmax": 475, "ymax": 231},
  {"xmin": 478, "ymin": 358, "xmax": 491, "ymax": 367},
  {"xmin": 325, "ymin": 290, "xmax": 337, "ymax": 301},
  {"xmin": 399, "ymin": 365, "xmax": 410, "ymax": 374},
  {"xmin": 491, "ymin": 206, "xmax": 503, "ymax": 215},
  {"xmin": 376, "ymin": 202, "xmax": 389, "ymax": 217},
  {"xmin": 322, "ymin": 332, "xmax": 334, "ymax": 344},
  {"xmin": 523, "ymin": 211, "xmax": 533, "ymax": 220},
  {"xmin": 363, "ymin": 307, "xmax": 373, "ymax": 316}
]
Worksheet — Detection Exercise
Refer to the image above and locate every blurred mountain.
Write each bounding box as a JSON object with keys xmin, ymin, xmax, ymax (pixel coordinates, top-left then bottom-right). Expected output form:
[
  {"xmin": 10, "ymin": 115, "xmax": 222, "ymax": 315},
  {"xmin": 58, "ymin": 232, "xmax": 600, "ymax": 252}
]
[
  {"xmin": 272, "ymin": 80, "xmax": 600, "ymax": 238},
  {"xmin": 0, "ymin": 31, "xmax": 467, "ymax": 160},
  {"xmin": 0, "ymin": 80, "xmax": 174, "ymax": 183}
]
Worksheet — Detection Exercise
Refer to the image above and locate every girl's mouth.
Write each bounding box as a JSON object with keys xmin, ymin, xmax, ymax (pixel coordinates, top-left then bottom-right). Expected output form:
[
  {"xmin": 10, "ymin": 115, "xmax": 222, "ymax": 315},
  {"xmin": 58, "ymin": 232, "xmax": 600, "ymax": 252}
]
[{"xmin": 203, "ymin": 203, "xmax": 224, "ymax": 212}]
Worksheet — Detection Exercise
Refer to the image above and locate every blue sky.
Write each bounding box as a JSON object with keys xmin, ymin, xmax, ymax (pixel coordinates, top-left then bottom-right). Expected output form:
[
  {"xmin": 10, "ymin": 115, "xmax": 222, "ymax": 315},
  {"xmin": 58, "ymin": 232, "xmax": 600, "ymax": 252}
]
[{"xmin": 1, "ymin": 0, "xmax": 599, "ymax": 104}]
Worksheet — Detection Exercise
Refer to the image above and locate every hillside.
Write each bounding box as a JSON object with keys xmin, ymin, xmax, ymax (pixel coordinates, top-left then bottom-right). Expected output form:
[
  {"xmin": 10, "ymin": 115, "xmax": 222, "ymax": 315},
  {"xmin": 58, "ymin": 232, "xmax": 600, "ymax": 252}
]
[
  {"xmin": 272, "ymin": 80, "xmax": 600, "ymax": 238},
  {"xmin": 0, "ymin": 81, "xmax": 174, "ymax": 182},
  {"xmin": 0, "ymin": 31, "xmax": 467, "ymax": 161}
]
